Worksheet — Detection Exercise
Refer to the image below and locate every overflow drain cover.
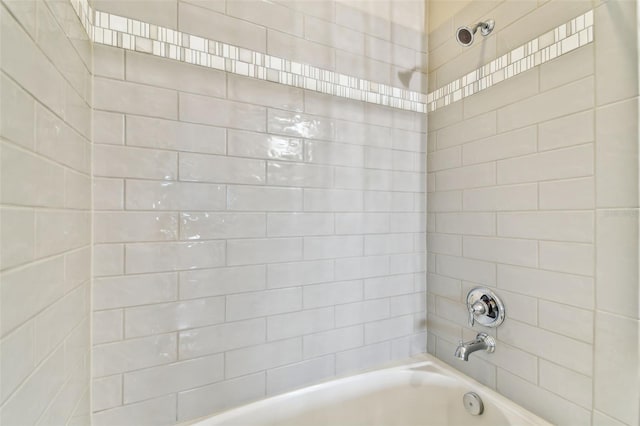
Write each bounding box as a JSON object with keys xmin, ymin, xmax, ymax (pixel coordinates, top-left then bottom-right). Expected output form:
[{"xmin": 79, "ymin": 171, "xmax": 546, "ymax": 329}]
[{"xmin": 463, "ymin": 392, "xmax": 484, "ymax": 416}]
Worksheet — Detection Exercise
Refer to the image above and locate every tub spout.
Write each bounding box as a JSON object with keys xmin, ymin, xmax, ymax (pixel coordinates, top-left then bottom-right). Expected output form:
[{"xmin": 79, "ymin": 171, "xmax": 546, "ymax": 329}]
[{"xmin": 454, "ymin": 333, "xmax": 495, "ymax": 361}]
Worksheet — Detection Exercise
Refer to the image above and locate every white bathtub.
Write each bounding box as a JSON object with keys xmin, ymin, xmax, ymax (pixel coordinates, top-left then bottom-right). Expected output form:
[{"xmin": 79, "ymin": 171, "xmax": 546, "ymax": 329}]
[{"xmin": 186, "ymin": 354, "xmax": 551, "ymax": 426}]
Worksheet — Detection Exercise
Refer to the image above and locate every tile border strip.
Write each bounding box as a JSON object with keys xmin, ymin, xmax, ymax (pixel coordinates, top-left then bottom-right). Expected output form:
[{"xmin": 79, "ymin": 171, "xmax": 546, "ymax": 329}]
[
  {"xmin": 69, "ymin": 0, "xmax": 593, "ymax": 114},
  {"xmin": 427, "ymin": 10, "xmax": 594, "ymax": 112},
  {"xmin": 69, "ymin": 0, "xmax": 428, "ymax": 113}
]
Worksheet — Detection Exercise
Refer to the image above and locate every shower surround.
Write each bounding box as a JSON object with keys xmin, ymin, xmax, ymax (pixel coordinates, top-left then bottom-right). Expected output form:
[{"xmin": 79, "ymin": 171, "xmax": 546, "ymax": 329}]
[
  {"xmin": 426, "ymin": 1, "xmax": 639, "ymax": 425},
  {"xmin": 1, "ymin": 1, "xmax": 639, "ymax": 426},
  {"xmin": 89, "ymin": 1, "xmax": 427, "ymax": 424}
]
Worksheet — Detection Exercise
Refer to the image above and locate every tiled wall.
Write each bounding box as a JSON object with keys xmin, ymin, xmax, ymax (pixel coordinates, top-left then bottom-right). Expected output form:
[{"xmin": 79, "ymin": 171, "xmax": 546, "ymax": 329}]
[
  {"xmin": 426, "ymin": 1, "xmax": 639, "ymax": 425},
  {"xmin": 90, "ymin": 1, "xmax": 427, "ymax": 423},
  {"xmin": 0, "ymin": 0, "xmax": 92, "ymax": 424}
]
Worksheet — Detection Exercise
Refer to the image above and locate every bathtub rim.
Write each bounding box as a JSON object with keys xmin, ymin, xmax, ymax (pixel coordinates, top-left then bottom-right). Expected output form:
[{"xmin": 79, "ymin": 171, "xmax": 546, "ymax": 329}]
[{"xmin": 179, "ymin": 352, "xmax": 552, "ymax": 426}]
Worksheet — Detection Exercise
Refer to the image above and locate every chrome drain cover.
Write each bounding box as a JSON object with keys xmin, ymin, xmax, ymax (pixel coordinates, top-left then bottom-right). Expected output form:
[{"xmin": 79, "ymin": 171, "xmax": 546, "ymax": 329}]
[{"xmin": 463, "ymin": 392, "xmax": 484, "ymax": 416}]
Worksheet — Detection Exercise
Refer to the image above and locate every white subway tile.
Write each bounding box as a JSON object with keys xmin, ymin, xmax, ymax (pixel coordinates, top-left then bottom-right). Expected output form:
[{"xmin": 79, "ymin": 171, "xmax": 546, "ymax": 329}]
[
  {"xmin": 498, "ymin": 264, "xmax": 593, "ymax": 309},
  {"xmin": 0, "ymin": 322, "xmax": 35, "ymax": 404},
  {"xmin": 94, "ymin": 212, "xmax": 178, "ymax": 243},
  {"xmin": 267, "ymin": 259, "xmax": 334, "ymax": 289},
  {"xmin": 126, "ymin": 50, "xmax": 226, "ymax": 98},
  {"xmin": 463, "ymin": 126, "xmax": 537, "ymax": 165},
  {"xmin": 539, "ymin": 177, "xmax": 594, "ymax": 210},
  {"xmin": 305, "ymin": 140, "xmax": 364, "ymax": 168},
  {"xmin": 179, "ymin": 265, "xmax": 266, "ymax": 299},
  {"xmin": 178, "ymin": 319, "xmax": 265, "ymax": 359},
  {"xmin": 594, "ymin": 313, "xmax": 639, "ymax": 425},
  {"xmin": 364, "ymin": 191, "xmax": 413, "ymax": 212},
  {"xmin": 595, "ymin": 0, "xmax": 639, "ymax": 105},
  {"xmin": 179, "ymin": 93, "xmax": 266, "ymax": 132},
  {"xmin": 365, "ymin": 314, "xmax": 414, "ymax": 345},
  {"xmin": 126, "ymin": 241, "xmax": 225, "ymax": 273},
  {"xmin": 177, "ymin": 373, "xmax": 265, "ymax": 422},
  {"xmin": 427, "ymin": 273, "xmax": 461, "ymax": 301},
  {"xmin": 125, "ymin": 297, "xmax": 225, "ymax": 338},
  {"xmin": 497, "ymin": 369, "xmax": 591, "ymax": 425},
  {"xmin": 303, "ymin": 281, "xmax": 363, "ymax": 309},
  {"xmin": 539, "ymin": 300, "xmax": 593, "ymax": 343},
  {"xmin": 463, "ymin": 184, "xmax": 537, "ymax": 212},
  {"xmin": 92, "ymin": 375, "xmax": 122, "ymax": 412},
  {"xmin": 35, "ymin": 105, "xmax": 89, "ymax": 173},
  {"xmin": 34, "ymin": 210, "xmax": 89, "ymax": 258},
  {"xmin": 539, "ymin": 360, "xmax": 592, "ymax": 409},
  {"xmin": 93, "ymin": 178, "xmax": 123, "ymax": 211},
  {"xmin": 436, "ymin": 254, "xmax": 496, "ymax": 284},
  {"xmin": 268, "ymin": 30, "xmax": 334, "ymax": 70},
  {"xmin": 335, "ymin": 299, "xmax": 390, "ymax": 327},
  {"xmin": 365, "ymin": 234, "xmax": 414, "ymax": 255},
  {"xmin": 304, "ymin": 15, "xmax": 364, "ymax": 54},
  {"xmin": 227, "ymin": 288, "xmax": 301, "ymax": 321},
  {"xmin": 0, "ymin": 74, "xmax": 35, "ymax": 149},
  {"xmin": 267, "ymin": 213, "xmax": 334, "ymax": 237},
  {"xmin": 335, "ymin": 213, "xmax": 389, "ymax": 235},
  {"xmin": 1, "ymin": 257, "xmax": 65, "ymax": 336},
  {"xmin": 94, "ymin": 77, "xmax": 177, "ymax": 120},
  {"xmin": 93, "ymin": 144, "xmax": 177, "ymax": 180},
  {"xmin": 126, "ymin": 180, "xmax": 226, "ymax": 211},
  {"xmin": 364, "ymin": 274, "xmax": 414, "ymax": 299},
  {"xmin": 267, "ymin": 307, "xmax": 334, "ymax": 341},
  {"xmin": 268, "ymin": 110, "xmax": 334, "ymax": 141},
  {"xmin": 180, "ymin": 152, "xmax": 265, "ymax": 185},
  {"xmin": 126, "ymin": 116, "xmax": 226, "ymax": 155},
  {"xmin": 539, "ymin": 241, "xmax": 593, "ymax": 276},
  {"xmin": 336, "ymin": 342, "xmax": 391, "ymax": 376},
  {"xmin": 303, "ymin": 325, "xmax": 364, "ymax": 358},
  {"xmin": 228, "ymin": 185, "xmax": 302, "ymax": 211},
  {"xmin": 596, "ymin": 209, "xmax": 639, "ymax": 318},
  {"xmin": 499, "ymin": 319, "xmax": 592, "ymax": 375},
  {"xmin": 427, "ymin": 146, "xmax": 460, "ymax": 171},
  {"xmin": 334, "ymin": 167, "xmax": 393, "ymax": 191},
  {"xmin": 435, "ymin": 162, "xmax": 495, "ymax": 191},
  {"xmin": 226, "ymin": 338, "xmax": 302, "ymax": 378},
  {"xmin": 93, "ymin": 394, "xmax": 176, "ymax": 426},
  {"xmin": 463, "ymin": 236, "xmax": 538, "ymax": 268},
  {"xmin": 267, "ymin": 161, "xmax": 333, "ymax": 188},
  {"xmin": 539, "ymin": 110, "xmax": 593, "ymax": 151},
  {"xmin": 93, "ymin": 333, "xmax": 177, "ymax": 376},
  {"xmin": 304, "ymin": 189, "xmax": 363, "ymax": 212},
  {"xmin": 1, "ymin": 142, "xmax": 65, "ymax": 208},
  {"xmin": 227, "ymin": 238, "xmax": 302, "ymax": 266},
  {"xmin": 228, "ymin": 74, "xmax": 303, "ymax": 111},
  {"xmin": 502, "ymin": 143, "xmax": 594, "ymax": 184},
  {"xmin": 92, "ymin": 310, "xmax": 123, "ymax": 345},
  {"xmin": 596, "ymin": 98, "xmax": 639, "ymax": 208},
  {"xmin": 227, "ymin": 130, "xmax": 303, "ymax": 162},
  {"xmin": 498, "ymin": 77, "xmax": 594, "ymax": 132},
  {"xmin": 124, "ymin": 354, "xmax": 223, "ymax": 404},
  {"xmin": 437, "ymin": 111, "xmax": 496, "ymax": 149},
  {"xmin": 34, "ymin": 286, "xmax": 87, "ymax": 362},
  {"xmin": 334, "ymin": 255, "xmax": 389, "ymax": 281},
  {"xmin": 93, "ymin": 272, "xmax": 177, "ymax": 310},
  {"xmin": 266, "ymin": 355, "xmax": 335, "ymax": 396},
  {"xmin": 435, "ymin": 212, "xmax": 495, "ymax": 236},
  {"xmin": 0, "ymin": 346, "xmax": 66, "ymax": 426},
  {"xmin": 178, "ymin": 2, "xmax": 266, "ymax": 52},
  {"xmin": 93, "ymin": 111, "xmax": 123, "ymax": 146},
  {"xmin": 180, "ymin": 212, "xmax": 265, "ymax": 240},
  {"xmin": 498, "ymin": 211, "xmax": 593, "ymax": 243},
  {"xmin": 0, "ymin": 207, "xmax": 34, "ymax": 270},
  {"xmin": 304, "ymin": 235, "xmax": 363, "ymax": 260}
]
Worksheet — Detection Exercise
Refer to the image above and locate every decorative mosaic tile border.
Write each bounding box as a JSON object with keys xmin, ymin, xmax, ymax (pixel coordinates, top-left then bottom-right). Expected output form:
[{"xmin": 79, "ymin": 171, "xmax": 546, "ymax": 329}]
[
  {"xmin": 69, "ymin": 0, "xmax": 593, "ymax": 114},
  {"xmin": 69, "ymin": 0, "xmax": 427, "ymax": 113},
  {"xmin": 427, "ymin": 10, "xmax": 594, "ymax": 112}
]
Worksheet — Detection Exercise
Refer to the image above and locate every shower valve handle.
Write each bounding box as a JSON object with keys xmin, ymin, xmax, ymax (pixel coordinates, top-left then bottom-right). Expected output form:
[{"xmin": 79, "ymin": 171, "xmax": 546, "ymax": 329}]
[{"xmin": 468, "ymin": 301, "xmax": 487, "ymax": 327}]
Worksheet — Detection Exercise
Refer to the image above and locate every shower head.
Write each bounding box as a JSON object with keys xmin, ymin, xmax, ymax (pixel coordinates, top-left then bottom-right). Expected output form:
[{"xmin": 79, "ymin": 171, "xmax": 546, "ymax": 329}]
[
  {"xmin": 456, "ymin": 19, "xmax": 495, "ymax": 47},
  {"xmin": 398, "ymin": 67, "xmax": 418, "ymax": 87}
]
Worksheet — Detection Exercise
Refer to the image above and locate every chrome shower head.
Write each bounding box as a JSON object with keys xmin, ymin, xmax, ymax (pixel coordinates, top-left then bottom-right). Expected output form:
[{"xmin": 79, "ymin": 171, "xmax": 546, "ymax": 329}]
[
  {"xmin": 398, "ymin": 68, "xmax": 417, "ymax": 87},
  {"xmin": 456, "ymin": 19, "xmax": 495, "ymax": 47}
]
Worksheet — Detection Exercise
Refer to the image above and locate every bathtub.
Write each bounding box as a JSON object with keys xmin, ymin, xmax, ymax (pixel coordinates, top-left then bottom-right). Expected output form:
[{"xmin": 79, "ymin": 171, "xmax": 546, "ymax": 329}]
[{"xmin": 186, "ymin": 354, "xmax": 551, "ymax": 426}]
